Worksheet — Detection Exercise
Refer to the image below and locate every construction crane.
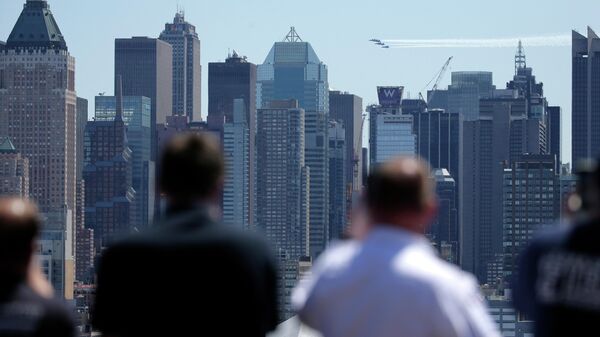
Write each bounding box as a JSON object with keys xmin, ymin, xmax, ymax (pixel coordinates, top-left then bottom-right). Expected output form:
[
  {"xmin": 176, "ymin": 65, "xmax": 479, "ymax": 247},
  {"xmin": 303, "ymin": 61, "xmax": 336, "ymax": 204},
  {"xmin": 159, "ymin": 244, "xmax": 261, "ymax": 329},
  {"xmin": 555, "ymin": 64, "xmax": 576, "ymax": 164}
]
[{"xmin": 418, "ymin": 56, "xmax": 453, "ymax": 107}]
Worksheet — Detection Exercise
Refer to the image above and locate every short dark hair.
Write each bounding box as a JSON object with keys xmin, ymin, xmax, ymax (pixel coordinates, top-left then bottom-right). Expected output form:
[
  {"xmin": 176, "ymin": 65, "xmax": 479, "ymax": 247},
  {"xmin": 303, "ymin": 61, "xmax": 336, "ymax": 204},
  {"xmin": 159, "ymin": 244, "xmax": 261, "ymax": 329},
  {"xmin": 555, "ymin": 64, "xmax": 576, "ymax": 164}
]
[
  {"xmin": 160, "ymin": 133, "xmax": 224, "ymax": 201},
  {"xmin": 366, "ymin": 157, "xmax": 434, "ymax": 214},
  {"xmin": 0, "ymin": 198, "xmax": 41, "ymax": 279}
]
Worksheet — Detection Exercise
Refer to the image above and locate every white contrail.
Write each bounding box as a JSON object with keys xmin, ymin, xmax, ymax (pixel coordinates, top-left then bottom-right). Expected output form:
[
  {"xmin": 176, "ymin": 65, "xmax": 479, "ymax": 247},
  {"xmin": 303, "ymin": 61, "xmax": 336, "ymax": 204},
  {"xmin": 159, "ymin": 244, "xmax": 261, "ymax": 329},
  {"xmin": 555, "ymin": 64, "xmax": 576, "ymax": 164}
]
[{"xmin": 381, "ymin": 34, "xmax": 570, "ymax": 48}]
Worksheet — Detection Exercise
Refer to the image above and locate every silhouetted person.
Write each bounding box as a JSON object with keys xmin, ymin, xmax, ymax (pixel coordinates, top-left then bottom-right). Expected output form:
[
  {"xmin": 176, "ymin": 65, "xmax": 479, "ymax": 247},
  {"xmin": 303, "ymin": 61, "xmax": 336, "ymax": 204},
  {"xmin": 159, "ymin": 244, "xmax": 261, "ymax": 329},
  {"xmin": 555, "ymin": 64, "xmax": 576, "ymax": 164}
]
[
  {"xmin": 93, "ymin": 134, "xmax": 278, "ymax": 337},
  {"xmin": 293, "ymin": 157, "xmax": 500, "ymax": 337},
  {"xmin": 514, "ymin": 159, "xmax": 600, "ymax": 337},
  {"xmin": 0, "ymin": 198, "xmax": 75, "ymax": 337}
]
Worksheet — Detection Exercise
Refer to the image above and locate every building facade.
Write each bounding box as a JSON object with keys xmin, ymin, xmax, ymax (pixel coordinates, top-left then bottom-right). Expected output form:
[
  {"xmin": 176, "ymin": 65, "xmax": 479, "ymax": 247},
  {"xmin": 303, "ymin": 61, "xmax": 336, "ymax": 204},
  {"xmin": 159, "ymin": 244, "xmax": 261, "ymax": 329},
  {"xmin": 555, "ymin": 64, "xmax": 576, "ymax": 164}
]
[
  {"xmin": 547, "ymin": 106, "xmax": 561, "ymax": 165},
  {"xmin": 432, "ymin": 169, "xmax": 458, "ymax": 264},
  {"xmin": 115, "ymin": 37, "xmax": 172, "ymax": 158},
  {"xmin": 430, "ymin": 71, "xmax": 495, "ymax": 121},
  {"xmin": 83, "ymin": 96, "xmax": 135, "ymax": 253},
  {"xmin": 159, "ymin": 12, "xmax": 201, "ymax": 121},
  {"xmin": 0, "ymin": 137, "xmax": 29, "ymax": 198},
  {"xmin": 223, "ymin": 99, "xmax": 250, "ymax": 229},
  {"xmin": 502, "ymin": 155, "xmax": 559, "ymax": 283},
  {"xmin": 95, "ymin": 94, "xmax": 154, "ymax": 230},
  {"xmin": 208, "ymin": 52, "xmax": 257, "ymax": 226},
  {"xmin": 368, "ymin": 111, "xmax": 416, "ymax": 165},
  {"xmin": 256, "ymin": 100, "xmax": 309, "ymax": 319},
  {"xmin": 572, "ymin": 27, "xmax": 600, "ymax": 164},
  {"xmin": 257, "ymin": 28, "xmax": 329, "ymax": 258},
  {"xmin": 0, "ymin": 0, "xmax": 77, "ymax": 299},
  {"xmin": 329, "ymin": 91, "xmax": 363, "ymax": 193},
  {"xmin": 462, "ymin": 97, "xmax": 546, "ymax": 282},
  {"xmin": 328, "ymin": 121, "xmax": 346, "ymax": 240},
  {"xmin": 412, "ymin": 108, "xmax": 461, "ymax": 181}
]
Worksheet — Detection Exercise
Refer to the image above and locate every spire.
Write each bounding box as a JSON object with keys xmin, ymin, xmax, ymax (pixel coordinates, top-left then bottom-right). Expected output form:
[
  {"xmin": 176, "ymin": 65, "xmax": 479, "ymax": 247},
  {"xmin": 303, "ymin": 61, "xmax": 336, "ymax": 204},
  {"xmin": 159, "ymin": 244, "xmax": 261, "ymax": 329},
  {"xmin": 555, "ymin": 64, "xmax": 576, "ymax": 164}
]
[
  {"xmin": 115, "ymin": 75, "xmax": 124, "ymax": 122},
  {"xmin": 283, "ymin": 27, "xmax": 303, "ymax": 42},
  {"xmin": 515, "ymin": 40, "xmax": 526, "ymax": 75}
]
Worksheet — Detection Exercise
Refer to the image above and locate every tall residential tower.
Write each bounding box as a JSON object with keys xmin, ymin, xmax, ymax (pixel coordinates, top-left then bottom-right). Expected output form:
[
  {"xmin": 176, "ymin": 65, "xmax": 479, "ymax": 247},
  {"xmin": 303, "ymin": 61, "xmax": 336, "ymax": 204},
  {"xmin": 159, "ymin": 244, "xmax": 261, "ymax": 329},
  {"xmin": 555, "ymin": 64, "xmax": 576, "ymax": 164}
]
[{"xmin": 159, "ymin": 12, "xmax": 201, "ymax": 121}]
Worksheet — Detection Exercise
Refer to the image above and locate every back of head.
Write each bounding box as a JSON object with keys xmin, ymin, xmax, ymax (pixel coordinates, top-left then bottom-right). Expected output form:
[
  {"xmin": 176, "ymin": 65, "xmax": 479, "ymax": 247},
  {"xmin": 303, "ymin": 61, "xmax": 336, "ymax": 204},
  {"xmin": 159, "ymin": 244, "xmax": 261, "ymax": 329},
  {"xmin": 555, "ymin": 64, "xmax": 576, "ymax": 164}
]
[
  {"xmin": 160, "ymin": 133, "xmax": 224, "ymax": 204},
  {"xmin": 366, "ymin": 157, "xmax": 435, "ymax": 220},
  {"xmin": 0, "ymin": 198, "xmax": 40, "ymax": 283}
]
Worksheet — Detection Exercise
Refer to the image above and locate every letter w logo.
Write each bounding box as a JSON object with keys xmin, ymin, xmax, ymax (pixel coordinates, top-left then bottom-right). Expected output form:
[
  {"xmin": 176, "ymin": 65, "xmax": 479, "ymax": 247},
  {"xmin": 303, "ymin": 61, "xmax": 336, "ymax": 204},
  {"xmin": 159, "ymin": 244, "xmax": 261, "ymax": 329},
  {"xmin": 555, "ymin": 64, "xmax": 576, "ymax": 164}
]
[{"xmin": 383, "ymin": 89, "xmax": 396, "ymax": 98}]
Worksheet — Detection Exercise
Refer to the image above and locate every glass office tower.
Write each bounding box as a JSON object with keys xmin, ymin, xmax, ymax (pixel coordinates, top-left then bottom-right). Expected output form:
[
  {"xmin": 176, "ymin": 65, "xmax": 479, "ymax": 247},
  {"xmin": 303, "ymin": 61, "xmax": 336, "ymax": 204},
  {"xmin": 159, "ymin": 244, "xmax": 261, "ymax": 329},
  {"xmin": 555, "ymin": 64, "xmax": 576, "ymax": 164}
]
[
  {"xmin": 257, "ymin": 27, "xmax": 329, "ymax": 258},
  {"xmin": 95, "ymin": 96, "xmax": 154, "ymax": 230}
]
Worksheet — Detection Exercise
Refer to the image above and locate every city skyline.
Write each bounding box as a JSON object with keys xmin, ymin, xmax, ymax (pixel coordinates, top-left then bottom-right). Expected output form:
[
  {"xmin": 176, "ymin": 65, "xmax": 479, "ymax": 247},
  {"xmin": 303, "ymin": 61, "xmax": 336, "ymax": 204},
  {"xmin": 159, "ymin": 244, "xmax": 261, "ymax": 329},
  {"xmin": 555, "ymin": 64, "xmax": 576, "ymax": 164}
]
[{"xmin": 1, "ymin": 0, "xmax": 594, "ymax": 164}]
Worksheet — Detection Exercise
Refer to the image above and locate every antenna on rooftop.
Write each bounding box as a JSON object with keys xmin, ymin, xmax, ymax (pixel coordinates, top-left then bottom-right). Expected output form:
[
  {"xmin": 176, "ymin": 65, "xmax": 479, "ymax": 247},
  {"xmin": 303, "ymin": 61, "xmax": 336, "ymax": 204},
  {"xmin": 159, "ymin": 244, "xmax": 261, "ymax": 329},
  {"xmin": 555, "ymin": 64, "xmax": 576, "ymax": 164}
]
[
  {"xmin": 515, "ymin": 40, "xmax": 526, "ymax": 75},
  {"xmin": 284, "ymin": 27, "xmax": 303, "ymax": 42}
]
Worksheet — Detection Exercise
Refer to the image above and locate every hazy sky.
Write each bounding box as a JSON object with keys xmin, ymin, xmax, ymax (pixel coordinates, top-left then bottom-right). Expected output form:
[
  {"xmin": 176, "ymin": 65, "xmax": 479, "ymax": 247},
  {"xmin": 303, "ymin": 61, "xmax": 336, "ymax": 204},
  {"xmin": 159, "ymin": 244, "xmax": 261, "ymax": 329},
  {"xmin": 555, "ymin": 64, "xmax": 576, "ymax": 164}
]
[{"xmin": 2, "ymin": 0, "xmax": 599, "ymax": 164}]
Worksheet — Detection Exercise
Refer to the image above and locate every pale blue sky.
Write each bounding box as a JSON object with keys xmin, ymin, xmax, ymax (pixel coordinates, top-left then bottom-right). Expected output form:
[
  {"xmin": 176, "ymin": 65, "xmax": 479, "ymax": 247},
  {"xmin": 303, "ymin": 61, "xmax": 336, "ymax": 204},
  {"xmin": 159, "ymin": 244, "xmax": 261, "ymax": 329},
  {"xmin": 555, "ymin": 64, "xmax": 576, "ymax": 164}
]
[{"xmin": 2, "ymin": 0, "xmax": 599, "ymax": 164}]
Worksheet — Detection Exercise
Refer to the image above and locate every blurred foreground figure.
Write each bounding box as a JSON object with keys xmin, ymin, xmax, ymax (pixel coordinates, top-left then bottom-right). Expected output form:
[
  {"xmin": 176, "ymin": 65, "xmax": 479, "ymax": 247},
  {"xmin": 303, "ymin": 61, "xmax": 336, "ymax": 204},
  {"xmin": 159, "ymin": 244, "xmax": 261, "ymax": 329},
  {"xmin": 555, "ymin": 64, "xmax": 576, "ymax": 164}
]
[
  {"xmin": 514, "ymin": 159, "xmax": 600, "ymax": 337},
  {"xmin": 0, "ymin": 198, "xmax": 75, "ymax": 337},
  {"xmin": 293, "ymin": 157, "xmax": 500, "ymax": 337},
  {"xmin": 93, "ymin": 134, "xmax": 278, "ymax": 337}
]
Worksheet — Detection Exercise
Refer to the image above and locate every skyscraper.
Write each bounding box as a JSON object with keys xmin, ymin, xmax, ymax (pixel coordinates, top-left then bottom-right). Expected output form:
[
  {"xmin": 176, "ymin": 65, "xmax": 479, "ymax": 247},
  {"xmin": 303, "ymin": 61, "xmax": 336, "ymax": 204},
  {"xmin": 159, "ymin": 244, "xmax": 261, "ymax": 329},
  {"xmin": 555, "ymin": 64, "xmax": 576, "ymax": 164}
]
[
  {"xmin": 369, "ymin": 113, "xmax": 415, "ymax": 165},
  {"xmin": 329, "ymin": 91, "xmax": 364, "ymax": 193},
  {"xmin": 462, "ymin": 97, "xmax": 546, "ymax": 282},
  {"xmin": 547, "ymin": 106, "xmax": 561, "ymax": 164},
  {"xmin": 208, "ymin": 51, "xmax": 257, "ymax": 132},
  {"xmin": 502, "ymin": 154, "xmax": 559, "ymax": 282},
  {"xmin": 257, "ymin": 27, "xmax": 329, "ymax": 258},
  {"xmin": 208, "ymin": 52, "xmax": 257, "ymax": 226},
  {"xmin": 430, "ymin": 72, "xmax": 495, "ymax": 121},
  {"xmin": 0, "ymin": 0, "xmax": 77, "ymax": 299},
  {"xmin": 159, "ymin": 12, "xmax": 201, "ymax": 121},
  {"xmin": 572, "ymin": 27, "xmax": 600, "ymax": 163},
  {"xmin": 368, "ymin": 86, "xmax": 416, "ymax": 165},
  {"xmin": 256, "ymin": 100, "xmax": 309, "ymax": 319},
  {"xmin": 0, "ymin": 137, "xmax": 29, "ymax": 198},
  {"xmin": 115, "ymin": 37, "xmax": 173, "ymax": 157},
  {"xmin": 328, "ymin": 121, "xmax": 346, "ymax": 240},
  {"xmin": 83, "ymin": 85, "xmax": 135, "ymax": 253},
  {"xmin": 411, "ymin": 108, "xmax": 461, "ymax": 180},
  {"xmin": 75, "ymin": 97, "xmax": 90, "ymax": 282},
  {"xmin": 432, "ymin": 169, "xmax": 458, "ymax": 264},
  {"xmin": 95, "ymin": 93, "xmax": 154, "ymax": 229},
  {"xmin": 223, "ymin": 99, "xmax": 250, "ymax": 229}
]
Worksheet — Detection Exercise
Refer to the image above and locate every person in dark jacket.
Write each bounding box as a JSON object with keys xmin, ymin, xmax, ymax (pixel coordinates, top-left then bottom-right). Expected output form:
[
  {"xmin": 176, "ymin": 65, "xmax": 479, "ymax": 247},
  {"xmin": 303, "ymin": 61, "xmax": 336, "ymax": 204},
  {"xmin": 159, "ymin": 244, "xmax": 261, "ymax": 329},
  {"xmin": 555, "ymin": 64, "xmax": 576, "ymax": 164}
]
[
  {"xmin": 93, "ymin": 133, "xmax": 279, "ymax": 337},
  {"xmin": 0, "ymin": 198, "xmax": 75, "ymax": 337},
  {"xmin": 514, "ymin": 159, "xmax": 600, "ymax": 337}
]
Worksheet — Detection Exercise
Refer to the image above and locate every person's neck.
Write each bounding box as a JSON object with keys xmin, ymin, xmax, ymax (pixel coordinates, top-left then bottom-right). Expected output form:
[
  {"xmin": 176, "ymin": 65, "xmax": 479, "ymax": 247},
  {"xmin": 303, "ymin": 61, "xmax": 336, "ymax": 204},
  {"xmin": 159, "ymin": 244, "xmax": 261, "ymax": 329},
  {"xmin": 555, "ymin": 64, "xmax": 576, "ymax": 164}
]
[
  {"xmin": 370, "ymin": 217, "xmax": 425, "ymax": 235},
  {"xmin": 166, "ymin": 199, "xmax": 220, "ymax": 220}
]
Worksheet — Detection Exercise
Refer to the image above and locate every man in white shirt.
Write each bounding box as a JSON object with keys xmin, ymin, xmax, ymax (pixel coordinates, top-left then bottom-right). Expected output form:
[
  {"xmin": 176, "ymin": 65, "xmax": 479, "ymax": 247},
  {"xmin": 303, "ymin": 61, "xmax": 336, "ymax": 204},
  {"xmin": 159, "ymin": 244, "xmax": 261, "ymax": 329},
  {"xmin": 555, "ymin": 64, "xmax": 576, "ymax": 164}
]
[{"xmin": 293, "ymin": 157, "xmax": 501, "ymax": 337}]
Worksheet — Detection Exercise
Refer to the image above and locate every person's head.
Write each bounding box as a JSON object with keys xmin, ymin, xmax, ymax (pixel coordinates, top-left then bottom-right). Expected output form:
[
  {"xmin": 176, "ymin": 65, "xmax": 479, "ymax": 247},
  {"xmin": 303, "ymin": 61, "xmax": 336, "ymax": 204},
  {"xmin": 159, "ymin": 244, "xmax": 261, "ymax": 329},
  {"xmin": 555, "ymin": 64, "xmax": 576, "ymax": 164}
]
[
  {"xmin": 160, "ymin": 133, "xmax": 224, "ymax": 206},
  {"xmin": 365, "ymin": 157, "xmax": 437, "ymax": 233},
  {"xmin": 0, "ymin": 198, "xmax": 41, "ymax": 282}
]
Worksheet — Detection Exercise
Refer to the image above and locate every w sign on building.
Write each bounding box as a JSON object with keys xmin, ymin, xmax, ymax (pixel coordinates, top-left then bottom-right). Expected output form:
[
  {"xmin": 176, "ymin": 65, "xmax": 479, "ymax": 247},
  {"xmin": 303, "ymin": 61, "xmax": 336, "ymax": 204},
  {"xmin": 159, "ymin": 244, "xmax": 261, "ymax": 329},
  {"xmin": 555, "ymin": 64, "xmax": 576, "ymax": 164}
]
[{"xmin": 377, "ymin": 86, "xmax": 404, "ymax": 107}]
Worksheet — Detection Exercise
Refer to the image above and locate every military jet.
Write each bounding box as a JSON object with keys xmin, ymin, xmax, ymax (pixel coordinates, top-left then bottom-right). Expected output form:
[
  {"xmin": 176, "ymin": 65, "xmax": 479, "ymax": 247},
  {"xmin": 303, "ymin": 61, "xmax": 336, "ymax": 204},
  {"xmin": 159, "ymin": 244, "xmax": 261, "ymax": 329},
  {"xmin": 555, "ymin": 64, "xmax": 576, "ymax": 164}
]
[{"xmin": 369, "ymin": 39, "xmax": 381, "ymax": 43}]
